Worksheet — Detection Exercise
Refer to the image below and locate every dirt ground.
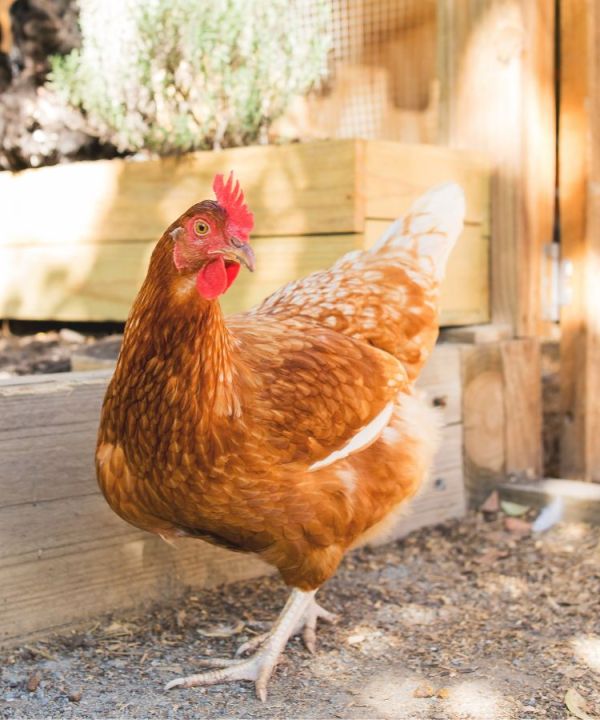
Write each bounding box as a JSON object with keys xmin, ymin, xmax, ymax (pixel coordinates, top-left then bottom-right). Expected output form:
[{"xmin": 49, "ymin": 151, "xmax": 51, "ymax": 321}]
[{"xmin": 1, "ymin": 512, "xmax": 599, "ymax": 720}]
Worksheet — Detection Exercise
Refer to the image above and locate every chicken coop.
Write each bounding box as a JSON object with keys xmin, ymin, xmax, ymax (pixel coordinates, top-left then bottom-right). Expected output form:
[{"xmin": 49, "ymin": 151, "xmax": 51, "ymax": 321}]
[{"xmin": 1, "ymin": 0, "xmax": 599, "ymax": 652}]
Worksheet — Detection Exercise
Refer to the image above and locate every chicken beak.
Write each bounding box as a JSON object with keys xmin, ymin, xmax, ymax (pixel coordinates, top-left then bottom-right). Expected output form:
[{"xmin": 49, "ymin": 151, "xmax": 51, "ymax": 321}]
[{"xmin": 228, "ymin": 242, "xmax": 256, "ymax": 272}]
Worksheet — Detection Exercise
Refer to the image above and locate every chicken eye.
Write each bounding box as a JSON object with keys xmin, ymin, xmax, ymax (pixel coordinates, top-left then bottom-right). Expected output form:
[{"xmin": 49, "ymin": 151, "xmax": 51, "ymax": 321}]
[{"xmin": 194, "ymin": 220, "xmax": 210, "ymax": 236}]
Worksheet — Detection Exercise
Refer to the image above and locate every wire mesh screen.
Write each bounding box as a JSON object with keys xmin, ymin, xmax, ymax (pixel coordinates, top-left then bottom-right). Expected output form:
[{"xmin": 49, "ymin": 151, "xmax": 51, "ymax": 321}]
[{"xmin": 277, "ymin": 0, "xmax": 438, "ymax": 144}]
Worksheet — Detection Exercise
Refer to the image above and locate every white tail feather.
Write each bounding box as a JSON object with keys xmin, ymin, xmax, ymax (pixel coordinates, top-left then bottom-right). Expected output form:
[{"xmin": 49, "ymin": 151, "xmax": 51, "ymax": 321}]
[{"xmin": 370, "ymin": 182, "xmax": 466, "ymax": 281}]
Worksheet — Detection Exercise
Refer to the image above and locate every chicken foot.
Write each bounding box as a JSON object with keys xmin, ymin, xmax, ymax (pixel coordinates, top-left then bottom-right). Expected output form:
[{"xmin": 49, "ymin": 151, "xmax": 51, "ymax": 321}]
[
  {"xmin": 235, "ymin": 596, "xmax": 337, "ymax": 656},
  {"xmin": 165, "ymin": 588, "xmax": 335, "ymax": 701}
]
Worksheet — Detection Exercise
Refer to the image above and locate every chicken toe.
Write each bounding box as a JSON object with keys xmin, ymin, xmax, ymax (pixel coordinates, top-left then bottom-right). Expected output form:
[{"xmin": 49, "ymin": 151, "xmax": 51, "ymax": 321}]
[
  {"xmin": 166, "ymin": 588, "xmax": 322, "ymax": 701},
  {"xmin": 235, "ymin": 596, "xmax": 338, "ymax": 658}
]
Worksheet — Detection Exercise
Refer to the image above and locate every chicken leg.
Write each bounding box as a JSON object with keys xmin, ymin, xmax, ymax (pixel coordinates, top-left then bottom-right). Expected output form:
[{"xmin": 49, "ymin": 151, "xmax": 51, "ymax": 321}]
[{"xmin": 165, "ymin": 588, "xmax": 336, "ymax": 701}]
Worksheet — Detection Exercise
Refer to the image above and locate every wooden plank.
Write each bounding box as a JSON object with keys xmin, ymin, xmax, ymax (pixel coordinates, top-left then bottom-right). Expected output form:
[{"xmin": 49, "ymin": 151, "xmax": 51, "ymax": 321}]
[
  {"xmin": 501, "ymin": 338, "xmax": 542, "ymax": 477},
  {"xmin": 499, "ymin": 478, "xmax": 600, "ymax": 526},
  {"xmin": 364, "ymin": 141, "xmax": 490, "ymax": 229},
  {"xmin": 0, "ymin": 140, "xmax": 491, "ymax": 248},
  {"xmin": 1, "ymin": 141, "xmax": 362, "ymax": 243},
  {"xmin": 0, "ymin": 224, "xmax": 488, "ymax": 325},
  {"xmin": 441, "ymin": 323, "xmax": 512, "ymax": 344},
  {"xmin": 0, "ymin": 535, "xmax": 272, "ymax": 646},
  {"xmin": 0, "ymin": 234, "xmax": 359, "ymax": 322},
  {"xmin": 416, "ymin": 343, "xmax": 462, "ymax": 426},
  {"xmin": 461, "ymin": 342, "xmax": 506, "ymax": 506},
  {"xmin": 559, "ymin": 0, "xmax": 600, "ymax": 481},
  {"xmin": 365, "ymin": 220, "xmax": 490, "ymax": 326},
  {"xmin": 0, "ymin": 0, "xmax": 10, "ymax": 53},
  {"xmin": 438, "ymin": 0, "xmax": 555, "ymax": 336},
  {"xmin": 461, "ymin": 338, "xmax": 542, "ymax": 506}
]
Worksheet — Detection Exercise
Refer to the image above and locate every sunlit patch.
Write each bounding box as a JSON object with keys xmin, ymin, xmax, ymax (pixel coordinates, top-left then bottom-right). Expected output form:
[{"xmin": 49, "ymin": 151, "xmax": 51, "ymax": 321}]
[
  {"xmin": 572, "ymin": 634, "xmax": 600, "ymax": 673},
  {"xmin": 481, "ymin": 573, "xmax": 529, "ymax": 599},
  {"xmin": 354, "ymin": 674, "xmax": 431, "ymax": 718},
  {"xmin": 376, "ymin": 602, "xmax": 439, "ymax": 626},
  {"xmin": 446, "ymin": 679, "xmax": 511, "ymax": 719}
]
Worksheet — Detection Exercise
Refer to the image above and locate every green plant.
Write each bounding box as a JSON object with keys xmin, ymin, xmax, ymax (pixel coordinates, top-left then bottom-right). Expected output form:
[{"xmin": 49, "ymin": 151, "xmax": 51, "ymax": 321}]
[{"xmin": 49, "ymin": 0, "xmax": 330, "ymax": 154}]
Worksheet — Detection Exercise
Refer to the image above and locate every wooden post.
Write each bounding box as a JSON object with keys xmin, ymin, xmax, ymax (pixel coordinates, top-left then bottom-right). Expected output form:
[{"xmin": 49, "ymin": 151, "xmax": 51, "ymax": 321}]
[
  {"xmin": 461, "ymin": 338, "xmax": 542, "ymax": 506},
  {"xmin": 559, "ymin": 0, "xmax": 600, "ymax": 480},
  {"xmin": 438, "ymin": 0, "xmax": 556, "ymax": 337},
  {"xmin": 0, "ymin": 0, "xmax": 11, "ymax": 53}
]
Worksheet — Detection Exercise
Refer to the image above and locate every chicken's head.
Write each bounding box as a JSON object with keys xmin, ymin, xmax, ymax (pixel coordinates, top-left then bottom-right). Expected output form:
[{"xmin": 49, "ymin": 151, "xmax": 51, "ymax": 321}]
[{"xmin": 170, "ymin": 172, "xmax": 255, "ymax": 300}]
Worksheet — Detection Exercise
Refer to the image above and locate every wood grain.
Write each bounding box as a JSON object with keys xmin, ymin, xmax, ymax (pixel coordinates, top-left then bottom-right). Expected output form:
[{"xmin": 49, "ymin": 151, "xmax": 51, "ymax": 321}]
[
  {"xmin": 438, "ymin": 0, "xmax": 555, "ymax": 336},
  {"xmin": 0, "ymin": 344, "xmax": 464, "ymax": 646},
  {"xmin": 559, "ymin": 0, "xmax": 600, "ymax": 481},
  {"xmin": 461, "ymin": 338, "xmax": 543, "ymax": 506},
  {"xmin": 0, "ymin": 234, "xmax": 358, "ymax": 322},
  {"xmin": 0, "ymin": 0, "xmax": 10, "ymax": 53},
  {"xmin": 501, "ymin": 338, "xmax": 542, "ymax": 478},
  {"xmin": 365, "ymin": 141, "xmax": 490, "ymax": 228}
]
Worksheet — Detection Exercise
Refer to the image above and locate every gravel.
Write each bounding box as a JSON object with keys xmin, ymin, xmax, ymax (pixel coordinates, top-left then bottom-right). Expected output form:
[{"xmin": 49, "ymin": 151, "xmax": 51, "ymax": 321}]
[
  {"xmin": 1, "ymin": 512, "xmax": 599, "ymax": 719},
  {"xmin": 0, "ymin": 328, "xmax": 121, "ymax": 378}
]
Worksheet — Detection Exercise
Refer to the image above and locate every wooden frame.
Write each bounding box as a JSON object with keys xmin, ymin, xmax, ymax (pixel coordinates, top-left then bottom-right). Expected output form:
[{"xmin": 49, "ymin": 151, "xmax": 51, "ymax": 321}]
[{"xmin": 0, "ymin": 140, "xmax": 491, "ymax": 326}]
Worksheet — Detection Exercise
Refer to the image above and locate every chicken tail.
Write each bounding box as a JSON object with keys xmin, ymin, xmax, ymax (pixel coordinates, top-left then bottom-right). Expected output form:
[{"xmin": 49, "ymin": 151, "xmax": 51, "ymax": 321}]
[{"xmin": 369, "ymin": 182, "xmax": 466, "ymax": 281}]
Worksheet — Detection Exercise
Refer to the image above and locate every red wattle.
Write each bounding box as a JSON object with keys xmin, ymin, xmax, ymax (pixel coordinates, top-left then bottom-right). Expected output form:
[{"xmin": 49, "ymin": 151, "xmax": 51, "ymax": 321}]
[
  {"xmin": 196, "ymin": 258, "xmax": 227, "ymax": 299},
  {"xmin": 196, "ymin": 258, "xmax": 241, "ymax": 299},
  {"xmin": 225, "ymin": 262, "xmax": 240, "ymax": 289}
]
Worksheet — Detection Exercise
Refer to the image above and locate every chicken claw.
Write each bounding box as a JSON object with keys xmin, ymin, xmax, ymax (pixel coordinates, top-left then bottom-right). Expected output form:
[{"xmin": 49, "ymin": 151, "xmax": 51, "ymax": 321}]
[
  {"xmin": 165, "ymin": 589, "xmax": 335, "ymax": 701},
  {"xmin": 235, "ymin": 597, "xmax": 338, "ymax": 657}
]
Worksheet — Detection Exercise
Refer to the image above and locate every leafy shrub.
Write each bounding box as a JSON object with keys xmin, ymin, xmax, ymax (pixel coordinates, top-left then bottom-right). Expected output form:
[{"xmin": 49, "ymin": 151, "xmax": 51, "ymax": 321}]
[{"xmin": 48, "ymin": 0, "xmax": 330, "ymax": 154}]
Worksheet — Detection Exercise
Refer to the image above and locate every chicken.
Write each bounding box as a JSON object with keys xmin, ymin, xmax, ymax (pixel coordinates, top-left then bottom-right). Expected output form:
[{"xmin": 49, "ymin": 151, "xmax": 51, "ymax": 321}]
[{"xmin": 96, "ymin": 173, "xmax": 465, "ymax": 701}]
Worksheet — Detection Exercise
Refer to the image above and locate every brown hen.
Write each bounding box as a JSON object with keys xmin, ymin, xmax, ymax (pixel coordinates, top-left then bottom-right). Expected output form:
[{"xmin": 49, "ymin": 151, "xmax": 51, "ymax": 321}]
[{"xmin": 96, "ymin": 174, "xmax": 465, "ymax": 700}]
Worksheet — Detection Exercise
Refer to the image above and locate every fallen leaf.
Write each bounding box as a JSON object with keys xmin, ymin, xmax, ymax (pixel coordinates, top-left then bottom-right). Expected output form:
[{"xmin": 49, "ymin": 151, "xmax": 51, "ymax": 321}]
[
  {"xmin": 565, "ymin": 688, "xmax": 597, "ymax": 720},
  {"xmin": 474, "ymin": 548, "xmax": 508, "ymax": 565},
  {"xmin": 67, "ymin": 690, "xmax": 82, "ymax": 703},
  {"xmin": 504, "ymin": 517, "xmax": 532, "ymax": 535},
  {"xmin": 197, "ymin": 620, "xmax": 245, "ymax": 638},
  {"xmin": 103, "ymin": 621, "xmax": 133, "ymax": 636},
  {"xmin": 413, "ymin": 683, "xmax": 435, "ymax": 698},
  {"xmin": 501, "ymin": 500, "xmax": 530, "ymax": 517},
  {"xmin": 26, "ymin": 672, "xmax": 41, "ymax": 692},
  {"xmin": 347, "ymin": 634, "xmax": 365, "ymax": 645},
  {"xmin": 480, "ymin": 491, "xmax": 500, "ymax": 513},
  {"xmin": 436, "ymin": 687, "xmax": 450, "ymax": 699}
]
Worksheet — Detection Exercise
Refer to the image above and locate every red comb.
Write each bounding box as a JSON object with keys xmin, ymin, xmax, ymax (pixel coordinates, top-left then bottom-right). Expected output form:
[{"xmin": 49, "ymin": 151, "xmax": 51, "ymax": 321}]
[{"xmin": 212, "ymin": 172, "xmax": 254, "ymax": 242}]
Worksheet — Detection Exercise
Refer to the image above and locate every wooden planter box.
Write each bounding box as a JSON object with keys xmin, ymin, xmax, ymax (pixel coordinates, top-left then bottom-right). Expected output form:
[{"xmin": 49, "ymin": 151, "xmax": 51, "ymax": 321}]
[
  {"xmin": 0, "ymin": 140, "xmax": 490, "ymax": 325},
  {"xmin": 0, "ymin": 344, "xmax": 465, "ymax": 646}
]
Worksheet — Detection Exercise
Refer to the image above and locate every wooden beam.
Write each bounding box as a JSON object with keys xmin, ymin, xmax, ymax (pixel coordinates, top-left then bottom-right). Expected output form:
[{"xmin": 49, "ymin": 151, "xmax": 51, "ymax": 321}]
[
  {"xmin": 0, "ymin": 0, "xmax": 11, "ymax": 53},
  {"xmin": 438, "ymin": 0, "xmax": 556, "ymax": 337},
  {"xmin": 559, "ymin": 0, "xmax": 600, "ymax": 480}
]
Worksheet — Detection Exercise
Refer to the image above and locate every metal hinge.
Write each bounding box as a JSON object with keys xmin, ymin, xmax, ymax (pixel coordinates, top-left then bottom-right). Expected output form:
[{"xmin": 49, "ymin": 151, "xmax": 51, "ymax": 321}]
[{"xmin": 542, "ymin": 243, "xmax": 573, "ymax": 322}]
